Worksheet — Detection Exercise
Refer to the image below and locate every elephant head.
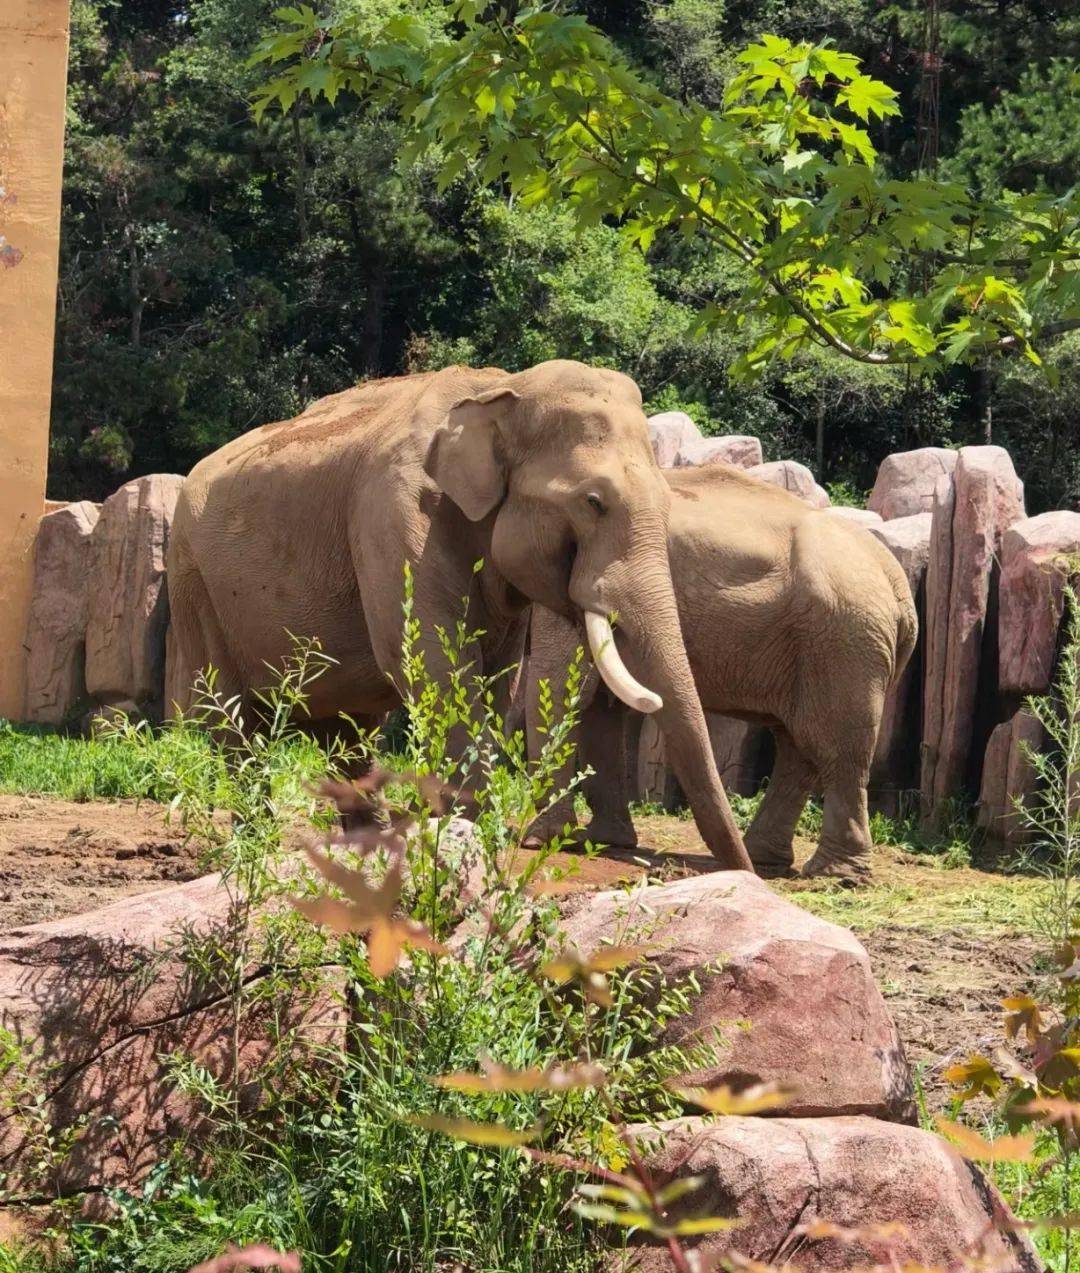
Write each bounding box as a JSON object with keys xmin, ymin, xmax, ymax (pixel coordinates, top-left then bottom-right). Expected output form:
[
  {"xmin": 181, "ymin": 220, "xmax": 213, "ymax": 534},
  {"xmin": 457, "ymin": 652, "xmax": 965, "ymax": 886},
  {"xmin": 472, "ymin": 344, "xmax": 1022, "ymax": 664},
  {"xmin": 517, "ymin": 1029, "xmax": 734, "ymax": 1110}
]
[{"xmin": 424, "ymin": 359, "xmax": 752, "ymax": 871}]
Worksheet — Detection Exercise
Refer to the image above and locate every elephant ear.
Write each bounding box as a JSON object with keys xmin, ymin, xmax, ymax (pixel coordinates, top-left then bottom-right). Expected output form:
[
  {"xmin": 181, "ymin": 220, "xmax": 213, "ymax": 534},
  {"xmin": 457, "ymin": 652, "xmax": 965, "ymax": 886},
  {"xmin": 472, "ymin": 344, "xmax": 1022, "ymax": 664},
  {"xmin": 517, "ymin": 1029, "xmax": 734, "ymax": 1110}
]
[{"xmin": 424, "ymin": 387, "xmax": 520, "ymax": 522}]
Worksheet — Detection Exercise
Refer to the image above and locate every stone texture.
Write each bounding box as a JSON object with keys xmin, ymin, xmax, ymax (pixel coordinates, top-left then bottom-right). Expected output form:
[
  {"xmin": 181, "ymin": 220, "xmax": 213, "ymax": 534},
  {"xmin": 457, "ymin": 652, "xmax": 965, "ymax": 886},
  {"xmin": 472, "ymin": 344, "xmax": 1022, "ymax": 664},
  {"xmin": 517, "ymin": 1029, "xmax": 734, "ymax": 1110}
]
[
  {"xmin": 23, "ymin": 501, "xmax": 100, "ymax": 724},
  {"xmin": 85, "ymin": 474, "xmax": 184, "ymax": 711},
  {"xmin": 673, "ymin": 435, "xmax": 763, "ymax": 470},
  {"xmin": 868, "ymin": 513, "xmax": 932, "ymax": 812},
  {"xmin": 646, "ymin": 412, "xmax": 701, "ymax": 467},
  {"xmin": 826, "ymin": 506, "xmax": 883, "ymax": 528},
  {"xmin": 999, "ymin": 511, "xmax": 1080, "ymax": 696},
  {"xmin": 921, "ymin": 447, "xmax": 1025, "ymax": 826},
  {"xmin": 0, "ymin": 876, "xmax": 345, "ymax": 1199},
  {"xmin": 746, "ymin": 460, "xmax": 829, "ymax": 507},
  {"xmin": 977, "ymin": 709, "xmax": 1044, "ymax": 844},
  {"xmin": 868, "ymin": 447, "xmax": 959, "ymax": 521},
  {"xmin": 618, "ymin": 1115, "xmax": 1040, "ymax": 1273},
  {"xmin": 559, "ymin": 872, "xmax": 913, "ymax": 1120}
]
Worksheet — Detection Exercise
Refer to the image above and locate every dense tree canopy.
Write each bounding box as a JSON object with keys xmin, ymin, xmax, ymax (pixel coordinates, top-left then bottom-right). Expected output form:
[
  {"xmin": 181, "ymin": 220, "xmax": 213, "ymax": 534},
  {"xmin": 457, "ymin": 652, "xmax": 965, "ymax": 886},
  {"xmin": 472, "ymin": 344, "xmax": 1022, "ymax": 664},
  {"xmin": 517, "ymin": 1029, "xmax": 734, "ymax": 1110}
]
[{"xmin": 52, "ymin": 0, "xmax": 1080, "ymax": 509}]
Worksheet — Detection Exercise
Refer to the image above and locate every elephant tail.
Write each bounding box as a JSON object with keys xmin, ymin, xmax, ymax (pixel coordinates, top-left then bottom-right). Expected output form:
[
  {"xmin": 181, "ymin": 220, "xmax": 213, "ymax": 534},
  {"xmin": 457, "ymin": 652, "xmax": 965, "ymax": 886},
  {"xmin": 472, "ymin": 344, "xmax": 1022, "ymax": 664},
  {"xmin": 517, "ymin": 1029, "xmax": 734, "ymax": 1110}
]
[{"xmin": 890, "ymin": 575, "xmax": 919, "ymax": 687}]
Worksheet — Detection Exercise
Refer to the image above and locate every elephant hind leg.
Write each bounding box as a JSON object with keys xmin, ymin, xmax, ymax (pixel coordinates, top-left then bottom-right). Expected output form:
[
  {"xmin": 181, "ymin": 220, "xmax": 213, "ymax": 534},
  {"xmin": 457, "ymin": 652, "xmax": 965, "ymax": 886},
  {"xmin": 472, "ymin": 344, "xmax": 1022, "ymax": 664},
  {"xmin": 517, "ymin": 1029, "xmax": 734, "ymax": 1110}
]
[
  {"xmin": 799, "ymin": 708, "xmax": 877, "ymax": 883},
  {"xmin": 744, "ymin": 728, "xmax": 815, "ymax": 879},
  {"xmin": 165, "ymin": 557, "xmax": 244, "ymax": 720}
]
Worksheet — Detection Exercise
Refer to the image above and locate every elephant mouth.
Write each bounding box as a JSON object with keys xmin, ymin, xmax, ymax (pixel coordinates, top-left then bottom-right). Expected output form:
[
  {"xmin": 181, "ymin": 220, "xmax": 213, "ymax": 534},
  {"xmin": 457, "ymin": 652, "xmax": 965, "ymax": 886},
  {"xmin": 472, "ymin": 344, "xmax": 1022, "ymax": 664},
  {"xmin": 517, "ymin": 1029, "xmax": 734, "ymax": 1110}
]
[{"xmin": 584, "ymin": 610, "xmax": 663, "ymax": 714}]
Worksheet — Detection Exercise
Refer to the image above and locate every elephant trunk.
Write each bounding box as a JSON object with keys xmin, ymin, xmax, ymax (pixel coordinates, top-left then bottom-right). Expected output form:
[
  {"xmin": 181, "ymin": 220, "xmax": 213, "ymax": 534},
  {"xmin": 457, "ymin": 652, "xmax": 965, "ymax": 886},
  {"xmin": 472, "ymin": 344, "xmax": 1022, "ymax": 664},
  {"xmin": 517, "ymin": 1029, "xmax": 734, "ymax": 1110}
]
[{"xmin": 607, "ymin": 568, "xmax": 753, "ymax": 873}]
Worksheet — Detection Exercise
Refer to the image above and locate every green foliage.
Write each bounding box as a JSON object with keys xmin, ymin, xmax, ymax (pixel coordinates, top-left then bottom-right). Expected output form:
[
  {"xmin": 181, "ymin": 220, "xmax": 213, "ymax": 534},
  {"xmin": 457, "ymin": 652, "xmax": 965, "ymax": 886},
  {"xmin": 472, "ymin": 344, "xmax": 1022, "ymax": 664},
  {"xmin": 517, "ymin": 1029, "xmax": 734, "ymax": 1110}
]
[{"xmin": 251, "ymin": 5, "xmax": 1079, "ymax": 375}]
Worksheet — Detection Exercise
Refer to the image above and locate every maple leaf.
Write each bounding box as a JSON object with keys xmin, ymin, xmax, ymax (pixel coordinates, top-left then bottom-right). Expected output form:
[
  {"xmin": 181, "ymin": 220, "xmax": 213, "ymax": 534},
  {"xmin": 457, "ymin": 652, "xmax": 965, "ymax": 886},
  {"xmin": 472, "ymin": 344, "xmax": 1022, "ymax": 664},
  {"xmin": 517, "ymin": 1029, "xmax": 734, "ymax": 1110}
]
[
  {"xmin": 433, "ymin": 1059, "xmax": 606, "ymax": 1093},
  {"xmin": 1003, "ymin": 994, "xmax": 1042, "ymax": 1045},
  {"xmin": 942, "ymin": 1053, "xmax": 1003, "ymax": 1101},
  {"xmin": 542, "ymin": 943, "xmax": 654, "ymax": 1007},
  {"xmin": 935, "ymin": 1117, "xmax": 1035, "ymax": 1164},
  {"xmin": 835, "ymin": 73, "xmax": 900, "ymax": 123},
  {"xmin": 673, "ymin": 1080, "xmax": 798, "ymax": 1116},
  {"xmin": 406, "ymin": 1113, "xmax": 539, "ymax": 1146}
]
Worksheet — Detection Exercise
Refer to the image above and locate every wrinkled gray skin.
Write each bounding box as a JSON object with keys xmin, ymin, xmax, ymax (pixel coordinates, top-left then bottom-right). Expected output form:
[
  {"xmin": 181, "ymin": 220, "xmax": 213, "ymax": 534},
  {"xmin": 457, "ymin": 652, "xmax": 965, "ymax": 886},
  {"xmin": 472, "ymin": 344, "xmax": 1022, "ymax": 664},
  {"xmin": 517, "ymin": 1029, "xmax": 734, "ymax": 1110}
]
[
  {"xmin": 166, "ymin": 360, "xmax": 753, "ymax": 870},
  {"xmin": 525, "ymin": 463, "xmax": 918, "ymax": 880}
]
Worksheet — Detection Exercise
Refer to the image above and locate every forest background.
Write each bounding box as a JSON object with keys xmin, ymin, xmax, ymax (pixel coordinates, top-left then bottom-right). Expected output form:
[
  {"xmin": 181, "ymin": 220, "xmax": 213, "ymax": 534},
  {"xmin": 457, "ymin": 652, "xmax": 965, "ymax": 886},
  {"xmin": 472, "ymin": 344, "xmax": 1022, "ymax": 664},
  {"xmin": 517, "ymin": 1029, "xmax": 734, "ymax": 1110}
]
[{"xmin": 51, "ymin": 0, "xmax": 1080, "ymax": 509}]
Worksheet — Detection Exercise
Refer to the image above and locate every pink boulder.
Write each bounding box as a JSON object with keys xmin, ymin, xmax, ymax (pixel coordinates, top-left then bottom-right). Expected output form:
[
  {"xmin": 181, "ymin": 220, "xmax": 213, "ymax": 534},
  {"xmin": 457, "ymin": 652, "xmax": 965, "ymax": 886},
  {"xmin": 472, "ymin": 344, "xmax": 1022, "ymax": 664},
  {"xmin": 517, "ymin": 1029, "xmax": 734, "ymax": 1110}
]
[
  {"xmin": 977, "ymin": 709, "xmax": 1044, "ymax": 845},
  {"xmin": 23, "ymin": 501, "xmax": 100, "ymax": 723},
  {"xmin": 999, "ymin": 511, "xmax": 1080, "ymax": 696},
  {"xmin": 921, "ymin": 447, "xmax": 1025, "ymax": 827},
  {"xmin": 868, "ymin": 513, "xmax": 932, "ymax": 811},
  {"xmin": 85, "ymin": 473, "xmax": 184, "ymax": 712},
  {"xmin": 0, "ymin": 876, "xmax": 345, "ymax": 1199},
  {"xmin": 868, "ymin": 447, "xmax": 959, "ymax": 520},
  {"xmin": 746, "ymin": 460, "xmax": 827, "ymax": 506},
  {"xmin": 618, "ymin": 1115, "xmax": 1040, "ymax": 1272},
  {"xmin": 558, "ymin": 872, "xmax": 913, "ymax": 1120},
  {"xmin": 646, "ymin": 412, "xmax": 701, "ymax": 467},
  {"xmin": 673, "ymin": 436, "xmax": 763, "ymax": 469}
]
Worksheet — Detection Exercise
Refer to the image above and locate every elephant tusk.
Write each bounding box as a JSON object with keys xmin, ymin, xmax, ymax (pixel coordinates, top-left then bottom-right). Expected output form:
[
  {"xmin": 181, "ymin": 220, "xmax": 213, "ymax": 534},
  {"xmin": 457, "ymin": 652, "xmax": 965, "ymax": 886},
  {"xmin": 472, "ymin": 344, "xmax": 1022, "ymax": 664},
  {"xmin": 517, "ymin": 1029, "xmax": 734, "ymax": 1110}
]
[{"xmin": 585, "ymin": 611, "xmax": 663, "ymax": 715}]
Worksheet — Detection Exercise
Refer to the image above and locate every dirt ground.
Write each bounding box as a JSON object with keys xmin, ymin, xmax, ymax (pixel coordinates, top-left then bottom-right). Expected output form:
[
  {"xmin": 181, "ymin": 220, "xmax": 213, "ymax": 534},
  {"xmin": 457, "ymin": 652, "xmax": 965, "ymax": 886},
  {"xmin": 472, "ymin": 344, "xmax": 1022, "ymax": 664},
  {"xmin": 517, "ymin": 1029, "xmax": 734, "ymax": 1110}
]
[
  {"xmin": 0, "ymin": 794, "xmax": 1044, "ymax": 1111},
  {"xmin": 0, "ymin": 793, "xmax": 203, "ymax": 929}
]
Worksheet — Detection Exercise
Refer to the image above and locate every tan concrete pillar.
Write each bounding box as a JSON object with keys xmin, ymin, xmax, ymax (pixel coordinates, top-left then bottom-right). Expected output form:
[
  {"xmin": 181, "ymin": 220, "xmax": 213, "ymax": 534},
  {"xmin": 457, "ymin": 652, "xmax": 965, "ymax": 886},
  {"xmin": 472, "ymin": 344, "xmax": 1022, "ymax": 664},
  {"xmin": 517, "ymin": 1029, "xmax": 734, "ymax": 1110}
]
[{"xmin": 0, "ymin": 1, "xmax": 71, "ymax": 719}]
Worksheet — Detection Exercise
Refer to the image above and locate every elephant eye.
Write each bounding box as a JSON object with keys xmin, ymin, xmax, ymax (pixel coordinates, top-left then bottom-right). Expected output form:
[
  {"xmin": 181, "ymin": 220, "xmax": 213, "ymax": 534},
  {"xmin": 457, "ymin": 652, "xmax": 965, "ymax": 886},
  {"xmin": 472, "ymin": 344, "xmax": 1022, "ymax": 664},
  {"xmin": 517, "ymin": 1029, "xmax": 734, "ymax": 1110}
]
[{"xmin": 586, "ymin": 492, "xmax": 606, "ymax": 515}]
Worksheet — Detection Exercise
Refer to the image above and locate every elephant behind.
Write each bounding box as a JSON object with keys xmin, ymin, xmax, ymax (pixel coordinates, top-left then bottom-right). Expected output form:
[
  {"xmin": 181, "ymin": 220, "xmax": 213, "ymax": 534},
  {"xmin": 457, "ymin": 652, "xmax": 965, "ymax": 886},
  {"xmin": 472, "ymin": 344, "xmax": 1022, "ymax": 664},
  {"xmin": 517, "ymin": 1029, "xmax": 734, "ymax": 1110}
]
[
  {"xmin": 525, "ymin": 462, "xmax": 918, "ymax": 881},
  {"xmin": 165, "ymin": 361, "xmax": 753, "ymax": 870}
]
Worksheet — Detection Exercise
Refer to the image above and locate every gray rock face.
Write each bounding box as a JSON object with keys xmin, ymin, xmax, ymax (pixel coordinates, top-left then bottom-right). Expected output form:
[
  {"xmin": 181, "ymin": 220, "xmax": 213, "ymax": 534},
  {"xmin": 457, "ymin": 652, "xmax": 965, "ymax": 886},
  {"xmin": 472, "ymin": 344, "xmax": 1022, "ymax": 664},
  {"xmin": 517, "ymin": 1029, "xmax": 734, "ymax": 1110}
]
[
  {"xmin": 921, "ymin": 447, "xmax": 1025, "ymax": 826},
  {"xmin": 84, "ymin": 474, "xmax": 184, "ymax": 712},
  {"xmin": 559, "ymin": 872, "xmax": 913, "ymax": 1121},
  {"xmin": 618, "ymin": 1115, "xmax": 1041, "ymax": 1272},
  {"xmin": 23, "ymin": 501, "xmax": 100, "ymax": 723},
  {"xmin": 869, "ymin": 513, "xmax": 932, "ymax": 811},
  {"xmin": 999, "ymin": 511, "xmax": 1080, "ymax": 696},
  {"xmin": 869, "ymin": 447, "xmax": 959, "ymax": 520},
  {"xmin": 673, "ymin": 435, "xmax": 763, "ymax": 469},
  {"xmin": 646, "ymin": 412, "xmax": 701, "ymax": 467}
]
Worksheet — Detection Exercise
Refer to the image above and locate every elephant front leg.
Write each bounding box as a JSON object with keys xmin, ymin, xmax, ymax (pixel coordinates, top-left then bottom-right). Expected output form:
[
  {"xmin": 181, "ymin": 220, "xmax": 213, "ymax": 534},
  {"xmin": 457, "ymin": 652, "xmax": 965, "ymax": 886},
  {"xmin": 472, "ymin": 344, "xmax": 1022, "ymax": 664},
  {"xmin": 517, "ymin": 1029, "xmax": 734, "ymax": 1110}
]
[
  {"xmin": 579, "ymin": 690, "xmax": 638, "ymax": 848},
  {"xmin": 522, "ymin": 606, "xmax": 597, "ymax": 846},
  {"xmin": 744, "ymin": 728, "xmax": 815, "ymax": 879}
]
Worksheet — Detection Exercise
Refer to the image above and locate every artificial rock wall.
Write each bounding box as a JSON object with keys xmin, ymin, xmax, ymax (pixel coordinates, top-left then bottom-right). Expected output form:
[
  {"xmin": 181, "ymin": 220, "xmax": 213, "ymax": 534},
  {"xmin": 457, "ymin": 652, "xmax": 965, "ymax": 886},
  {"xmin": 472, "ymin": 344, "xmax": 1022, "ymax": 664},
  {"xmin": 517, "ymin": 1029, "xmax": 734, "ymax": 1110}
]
[{"xmin": 19, "ymin": 411, "xmax": 1080, "ymax": 841}]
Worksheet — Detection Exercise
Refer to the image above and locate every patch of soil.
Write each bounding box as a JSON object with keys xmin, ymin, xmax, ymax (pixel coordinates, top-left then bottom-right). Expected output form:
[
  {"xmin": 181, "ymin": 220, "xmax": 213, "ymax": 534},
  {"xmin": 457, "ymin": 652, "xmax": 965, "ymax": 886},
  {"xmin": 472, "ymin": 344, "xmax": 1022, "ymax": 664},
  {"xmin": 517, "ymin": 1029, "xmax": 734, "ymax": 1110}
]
[
  {"xmin": 0, "ymin": 794, "xmax": 203, "ymax": 930},
  {"xmin": 859, "ymin": 926, "xmax": 1041, "ymax": 1113}
]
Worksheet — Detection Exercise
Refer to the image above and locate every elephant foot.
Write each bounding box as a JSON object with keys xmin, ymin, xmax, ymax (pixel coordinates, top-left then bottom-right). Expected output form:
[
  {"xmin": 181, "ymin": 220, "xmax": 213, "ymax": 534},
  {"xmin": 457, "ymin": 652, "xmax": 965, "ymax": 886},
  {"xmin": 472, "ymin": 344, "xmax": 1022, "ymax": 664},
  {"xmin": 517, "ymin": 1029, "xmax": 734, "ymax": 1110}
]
[
  {"xmin": 745, "ymin": 838, "xmax": 796, "ymax": 880},
  {"xmin": 522, "ymin": 815, "xmax": 580, "ymax": 848},
  {"xmin": 581, "ymin": 818, "xmax": 638, "ymax": 850},
  {"xmin": 800, "ymin": 846, "xmax": 873, "ymax": 885}
]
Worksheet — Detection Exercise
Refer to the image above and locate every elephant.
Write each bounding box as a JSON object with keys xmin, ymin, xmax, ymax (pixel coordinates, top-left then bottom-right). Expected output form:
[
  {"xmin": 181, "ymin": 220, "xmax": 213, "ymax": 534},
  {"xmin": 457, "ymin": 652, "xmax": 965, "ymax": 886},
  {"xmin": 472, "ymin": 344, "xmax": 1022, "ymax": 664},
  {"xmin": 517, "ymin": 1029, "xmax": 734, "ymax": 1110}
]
[
  {"xmin": 524, "ymin": 461, "xmax": 918, "ymax": 881},
  {"xmin": 165, "ymin": 359, "xmax": 753, "ymax": 871}
]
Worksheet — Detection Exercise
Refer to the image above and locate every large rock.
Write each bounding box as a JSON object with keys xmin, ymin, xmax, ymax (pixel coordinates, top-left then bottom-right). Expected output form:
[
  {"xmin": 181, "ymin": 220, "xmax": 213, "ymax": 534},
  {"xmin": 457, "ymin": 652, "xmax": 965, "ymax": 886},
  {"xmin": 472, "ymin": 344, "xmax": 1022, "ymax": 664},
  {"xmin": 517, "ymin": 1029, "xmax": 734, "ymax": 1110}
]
[
  {"xmin": 746, "ymin": 460, "xmax": 830, "ymax": 508},
  {"xmin": 868, "ymin": 513, "xmax": 932, "ymax": 812},
  {"xmin": 999, "ymin": 511, "xmax": 1080, "ymax": 697},
  {"xmin": 559, "ymin": 873, "xmax": 913, "ymax": 1120},
  {"xmin": 977, "ymin": 709, "xmax": 1044, "ymax": 845},
  {"xmin": 646, "ymin": 412, "xmax": 701, "ymax": 467},
  {"xmin": 921, "ymin": 448, "xmax": 1025, "ymax": 826},
  {"xmin": 84, "ymin": 474, "xmax": 184, "ymax": 712},
  {"xmin": 673, "ymin": 436, "xmax": 762, "ymax": 470},
  {"xmin": 868, "ymin": 447, "xmax": 959, "ymax": 520},
  {"xmin": 0, "ymin": 876, "xmax": 345, "ymax": 1199},
  {"xmin": 23, "ymin": 501, "xmax": 100, "ymax": 724},
  {"xmin": 619, "ymin": 1115, "xmax": 1040, "ymax": 1272}
]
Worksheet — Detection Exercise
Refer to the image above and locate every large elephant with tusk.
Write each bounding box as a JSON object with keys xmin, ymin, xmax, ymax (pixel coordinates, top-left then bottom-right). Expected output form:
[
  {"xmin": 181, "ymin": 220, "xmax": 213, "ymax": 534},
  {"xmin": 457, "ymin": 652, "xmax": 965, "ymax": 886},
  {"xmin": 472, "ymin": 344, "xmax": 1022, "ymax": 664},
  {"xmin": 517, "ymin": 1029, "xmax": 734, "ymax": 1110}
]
[
  {"xmin": 166, "ymin": 360, "xmax": 752, "ymax": 870},
  {"xmin": 523, "ymin": 462, "xmax": 918, "ymax": 881}
]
